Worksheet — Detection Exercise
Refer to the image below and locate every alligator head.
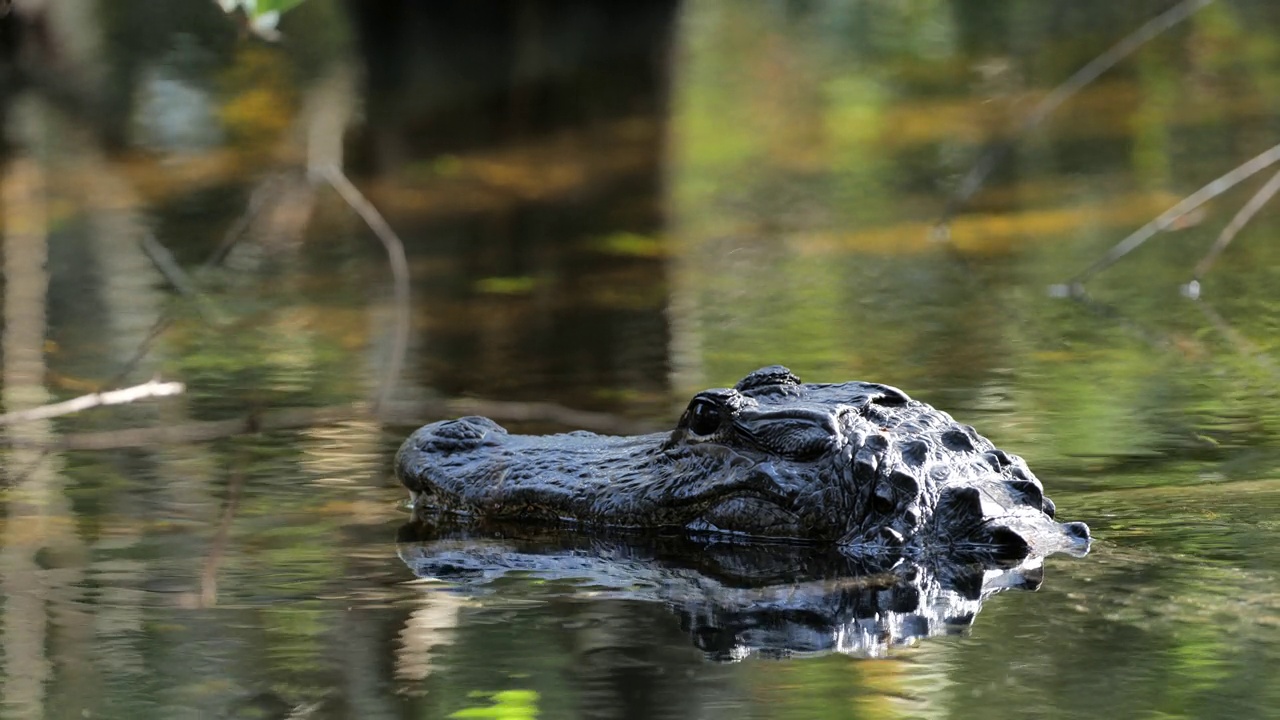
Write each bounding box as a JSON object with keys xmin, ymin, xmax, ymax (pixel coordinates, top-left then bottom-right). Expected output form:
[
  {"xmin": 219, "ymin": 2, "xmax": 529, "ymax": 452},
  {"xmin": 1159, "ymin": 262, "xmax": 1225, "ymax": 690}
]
[{"xmin": 395, "ymin": 365, "xmax": 1090, "ymax": 561}]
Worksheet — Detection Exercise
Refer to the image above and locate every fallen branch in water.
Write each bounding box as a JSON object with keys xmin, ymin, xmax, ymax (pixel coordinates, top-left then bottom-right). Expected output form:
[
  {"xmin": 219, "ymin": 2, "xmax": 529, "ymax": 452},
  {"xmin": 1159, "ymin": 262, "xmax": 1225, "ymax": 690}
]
[
  {"xmin": 140, "ymin": 233, "xmax": 231, "ymax": 325},
  {"xmin": 0, "ymin": 378, "xmax": 185, "ymax": 426},
  {"xmin": 937, "ymin": 0, "xmax": 1214, "ymax": 232},
  {"xmin": 141, "ymin": 233, "xmax": 200, "ymax": 298},
  {"xmin": 1055, "ymin": 140, "xmax": 1280, "ymax": 293},
  {"xmin": 4, "ymin": 397, "xmax": 658, "ymax": 451},
  {"xmin": 189, "ymin": 466, "xmax": 246, "ymax": 609},
  {"xmin": 201, "ymin": 173, "xmax": 284, "ymax": 272},
  {"xmin": 1185, "ymin": 167, "xmax": 1280, "ymax": 296}
]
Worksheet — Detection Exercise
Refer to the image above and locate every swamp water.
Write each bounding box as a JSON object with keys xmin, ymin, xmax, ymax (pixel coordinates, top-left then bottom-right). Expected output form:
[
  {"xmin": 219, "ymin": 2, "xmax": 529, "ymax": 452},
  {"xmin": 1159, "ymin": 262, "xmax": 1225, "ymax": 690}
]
[{"xmin": 1, "ymin": 1, "xmax": 1278, "ymax": 718}]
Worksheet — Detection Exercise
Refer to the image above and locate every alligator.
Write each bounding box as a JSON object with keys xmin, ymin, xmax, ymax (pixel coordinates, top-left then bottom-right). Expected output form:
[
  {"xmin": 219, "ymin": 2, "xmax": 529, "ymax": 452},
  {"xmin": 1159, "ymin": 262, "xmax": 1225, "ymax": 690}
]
[{"xmin": 396, "ymin": 365, "xmax": 1091, "ymax": 561}]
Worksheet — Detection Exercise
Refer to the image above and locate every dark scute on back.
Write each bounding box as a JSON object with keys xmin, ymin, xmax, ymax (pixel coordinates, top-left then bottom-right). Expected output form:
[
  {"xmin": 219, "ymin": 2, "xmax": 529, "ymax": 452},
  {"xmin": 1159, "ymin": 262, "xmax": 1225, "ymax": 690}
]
[{"xmin": 734, "ymin": 365, "xmax": 802, "ymax": 392}]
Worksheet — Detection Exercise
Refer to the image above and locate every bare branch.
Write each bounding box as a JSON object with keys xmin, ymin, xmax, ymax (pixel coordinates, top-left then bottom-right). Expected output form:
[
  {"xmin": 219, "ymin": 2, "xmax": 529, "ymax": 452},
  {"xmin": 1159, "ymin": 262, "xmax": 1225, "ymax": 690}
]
[
  {"xmin": 1188, "ymin": 167, "xmax": 1280, "ymax": 290},
  {"xmin": 140, "ymin": 233, "xmax": 198, "ymax": 298},
  {"xmin": 200, "ymin": 174, "xmax": 285, "ymax": 272},
  {"xmin": 318, "ymin": 164, "xmax": 412, "ymax": 417},
  {"xmin": 188, "ymin": 467, "xmax": 245, "ymax": 609},
  {"xmin": 6, "ymin": 398, "xmax": 657, "ymax": 451},
  {"xmin": 1056, "ymin": 140, "xmax": 1280, "ymax": 293},
  {"xmin": 0, "ymin": 379, "xmax": 185, "ymax": 426}
]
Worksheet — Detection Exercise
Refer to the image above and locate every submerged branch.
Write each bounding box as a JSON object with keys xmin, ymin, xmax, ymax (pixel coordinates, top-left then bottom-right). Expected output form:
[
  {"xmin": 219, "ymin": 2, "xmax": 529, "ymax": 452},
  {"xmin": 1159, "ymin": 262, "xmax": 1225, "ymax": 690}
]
[
  {"xmin": 141, "ymin": 233, "xmax": 200, "ymax": 297},
  {"xmin": 201, "ymin": 174, "xmax": 284, "ymax": 272},
  {"xmin": 6, "ymin": 398, "xmax": 656, "ymax": 451},
  {"xmin": 191, "ymin": 467, "xmax": 246, "ymax": 609},
  {"xmin": 0, "ymin": 379, "xmax": 185, "ymax": 426},
  {"xmin": 140, "ymin": 233, "xmax": 230, "ymax": 324},
  {"xmin": 319, "ymin": 164, "xmax": 412, "ymax": 417},
  {"xmin": 1056, "ymin": 140, "xmax": 1280, "ymax": 292},
  {"xmin": 938, "ymin": 0, "xmax": 1214, "ymax": 230},
  {"xmin": 1186, "ymin": 167, "xmax": 1280, "ymax": 294}
]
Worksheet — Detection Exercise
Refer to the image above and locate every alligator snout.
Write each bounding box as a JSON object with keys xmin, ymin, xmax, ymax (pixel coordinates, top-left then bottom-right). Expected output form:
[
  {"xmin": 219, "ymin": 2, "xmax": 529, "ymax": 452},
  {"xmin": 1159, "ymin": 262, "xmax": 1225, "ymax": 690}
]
[{"xmin": 935, "ymin": 486, "xmax": 1091, "ymax": 560}]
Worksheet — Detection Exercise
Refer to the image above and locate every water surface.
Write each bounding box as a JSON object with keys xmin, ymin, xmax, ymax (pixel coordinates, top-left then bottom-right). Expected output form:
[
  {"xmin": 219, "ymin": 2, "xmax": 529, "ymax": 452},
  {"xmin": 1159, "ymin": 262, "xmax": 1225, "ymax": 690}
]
[{"xmin": 2, "ymin": 1, "xmax": 1279, "ymax": 718}]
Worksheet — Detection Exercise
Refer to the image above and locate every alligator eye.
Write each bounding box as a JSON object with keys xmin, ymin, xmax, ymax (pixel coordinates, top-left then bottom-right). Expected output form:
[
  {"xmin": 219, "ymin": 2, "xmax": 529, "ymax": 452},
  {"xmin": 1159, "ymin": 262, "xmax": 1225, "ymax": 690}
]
[{"xmin": 686, "ymin": 399, "xmax": 723, "ymax": 437}]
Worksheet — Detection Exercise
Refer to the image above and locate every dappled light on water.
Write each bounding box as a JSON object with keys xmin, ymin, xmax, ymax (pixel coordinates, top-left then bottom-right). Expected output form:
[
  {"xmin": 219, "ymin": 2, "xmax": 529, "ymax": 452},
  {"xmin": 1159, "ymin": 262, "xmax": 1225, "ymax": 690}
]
[{"xmin": 1, "ymin": 0, "xmax": 1279, "ymax": 718}]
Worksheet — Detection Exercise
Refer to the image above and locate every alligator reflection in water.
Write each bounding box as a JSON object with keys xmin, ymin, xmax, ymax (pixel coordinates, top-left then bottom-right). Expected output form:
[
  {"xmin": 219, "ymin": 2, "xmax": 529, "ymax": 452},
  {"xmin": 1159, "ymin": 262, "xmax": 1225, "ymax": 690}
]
[{"xmin": 396, "ymin": 524, "xmax": 1050, "ymax": 660}]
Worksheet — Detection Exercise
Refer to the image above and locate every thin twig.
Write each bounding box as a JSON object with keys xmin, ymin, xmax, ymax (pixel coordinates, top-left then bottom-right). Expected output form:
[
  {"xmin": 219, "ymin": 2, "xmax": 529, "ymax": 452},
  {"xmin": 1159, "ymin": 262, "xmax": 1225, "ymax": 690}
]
[
  {"xmin": 1188, "ymin": 167, "xmax": 1280, "ymax": 288},
  {"xmin": 196, "ymin": 466, "xmax": 245, "ymax": 608},
  {"xmin": 201, "ymin": 174, "xmax": 283, "ymax": 272},
  {"xmin": 0, "ymin": 379, "xmax": 185, "ymax": 426},
  {"xmin": 103, "ymin": 315, "xmax": 177, "ymax": 389},
  {"xmin": 1056, "ymin": 140, "xmax": 1280, "ymax": 293},
  {"xmin": 1065, "ymin": 289, "xmax": 1178, "ymax": 353},
  {"xmin": 938, "ymin": 0, "xmax": 1214, "ymax": 230},
  {"xmin": 140, "ymin": 233, "xmax": 231, "ymax": 324},
  {"xmin": 319, "ymin": 164, "xmax": 412, "ymax": 417},
  {"xmin": 141, "ymin": 233, "xmax": 200, "ymax": 297},
  {"xmin": 32, "ymin": 406, "xmax": 352, "ymax": 450}
]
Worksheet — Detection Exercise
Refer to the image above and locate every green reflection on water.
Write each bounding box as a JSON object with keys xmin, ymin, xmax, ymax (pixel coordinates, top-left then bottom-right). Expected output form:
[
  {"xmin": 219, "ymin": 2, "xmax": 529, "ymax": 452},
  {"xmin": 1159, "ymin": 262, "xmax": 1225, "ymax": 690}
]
[{"xmin": 3, "ymin": 0, "xmax": 1280, "ymax": 718}]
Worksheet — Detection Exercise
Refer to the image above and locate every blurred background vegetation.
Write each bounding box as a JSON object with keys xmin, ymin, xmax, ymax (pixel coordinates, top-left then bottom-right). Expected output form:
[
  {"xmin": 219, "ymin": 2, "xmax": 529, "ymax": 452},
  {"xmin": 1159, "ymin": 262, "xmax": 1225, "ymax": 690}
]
[{"xmin": 1, "ymin": 0, "xmax": 1279, "ymax": 717}]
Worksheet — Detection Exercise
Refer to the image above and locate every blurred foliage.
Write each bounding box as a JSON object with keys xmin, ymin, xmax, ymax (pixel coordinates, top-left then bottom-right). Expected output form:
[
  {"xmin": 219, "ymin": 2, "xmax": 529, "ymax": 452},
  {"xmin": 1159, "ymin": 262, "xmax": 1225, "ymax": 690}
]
[
  {"xmin": 6, "ymin": 0, "xmax": 1280, "ymax": 718},
  {"xmin": 448, "ymin": 690, "xmax": 541, "ymax": 720},
  {"xmin": 217, "ymin": 44, "xmax": 299, "ymax": 151}
]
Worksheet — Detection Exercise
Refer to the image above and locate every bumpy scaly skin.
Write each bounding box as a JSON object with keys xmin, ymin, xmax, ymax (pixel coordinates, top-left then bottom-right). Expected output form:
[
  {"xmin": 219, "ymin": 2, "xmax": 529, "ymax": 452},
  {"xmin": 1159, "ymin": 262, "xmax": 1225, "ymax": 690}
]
[{"xmin": 396, "ymin": 366, "xmax": 1090, "ymax": 560}]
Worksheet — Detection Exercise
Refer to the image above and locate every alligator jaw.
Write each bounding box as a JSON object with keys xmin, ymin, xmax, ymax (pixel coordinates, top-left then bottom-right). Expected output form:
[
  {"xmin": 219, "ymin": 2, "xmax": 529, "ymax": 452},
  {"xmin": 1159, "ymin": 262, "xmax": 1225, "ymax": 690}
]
[{"xmin": 396, "ymin": 418, "xmax": 804, "ymax": 530}]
